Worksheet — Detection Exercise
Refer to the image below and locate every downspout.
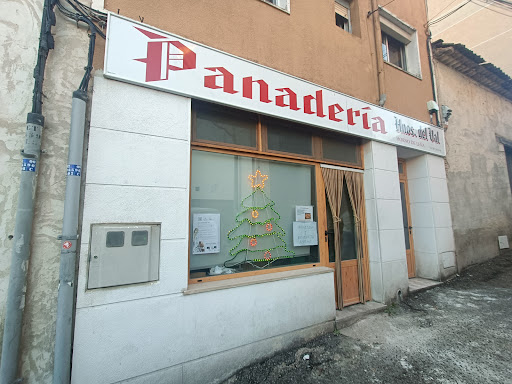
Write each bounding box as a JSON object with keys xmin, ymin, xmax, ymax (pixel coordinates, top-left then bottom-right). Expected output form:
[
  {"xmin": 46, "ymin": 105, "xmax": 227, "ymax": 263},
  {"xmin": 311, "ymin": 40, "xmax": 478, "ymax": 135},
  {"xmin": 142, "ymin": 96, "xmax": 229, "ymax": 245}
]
[
  {"xmin": 427, "ymin": 33, "xmax": 441, "ymax": 126},
  {"xmin": 53, "ymin": 17, "xmax": 96, "ymax": 384},
  {"xmin": 0, "ymin": 1, "xmax": 56, "ymax": 383},
  {"xmin": 369, "ymin": 1, "xmax": 386, "ymax": 106},
  {"xmin": 424, "ymin": 0, "xmax": 441, "ymax": 126}
]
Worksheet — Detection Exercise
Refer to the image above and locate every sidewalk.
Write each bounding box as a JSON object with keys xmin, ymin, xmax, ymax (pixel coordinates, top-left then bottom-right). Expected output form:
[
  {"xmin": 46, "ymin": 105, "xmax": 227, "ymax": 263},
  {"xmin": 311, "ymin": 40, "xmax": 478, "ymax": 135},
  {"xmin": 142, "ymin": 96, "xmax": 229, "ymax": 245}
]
[{"xmin": 225, "ymin": 251, "xmax": 512, "ymax": 384}]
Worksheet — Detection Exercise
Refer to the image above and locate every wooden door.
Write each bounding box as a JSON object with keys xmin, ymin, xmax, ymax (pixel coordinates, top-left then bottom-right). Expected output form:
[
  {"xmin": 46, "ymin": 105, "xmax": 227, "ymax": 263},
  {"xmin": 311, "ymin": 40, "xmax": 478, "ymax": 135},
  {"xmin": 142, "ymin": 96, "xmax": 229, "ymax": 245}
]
[
  {"xmin": 398, "ymin": 160, "xmax": 416, "ymax": 278},
  {"xmin": 325, "ymin": 185, "xmax": 361, "ymax": 307}
]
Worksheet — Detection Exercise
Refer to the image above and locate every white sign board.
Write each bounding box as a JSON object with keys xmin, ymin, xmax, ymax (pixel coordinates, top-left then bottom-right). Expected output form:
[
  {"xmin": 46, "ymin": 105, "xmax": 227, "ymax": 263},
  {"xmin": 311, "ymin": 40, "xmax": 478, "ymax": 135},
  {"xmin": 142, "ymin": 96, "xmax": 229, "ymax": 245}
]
[
  {"xmin": 293, "ymin": 222, "xmax": 319, "ymax": 247},
  {"xmin": 192, "ymin": 214, "xmax": 220, "ymax": 254},
  {"xmin": 105, "ymin": 13, "xmax": 446, "ymax": 156}
]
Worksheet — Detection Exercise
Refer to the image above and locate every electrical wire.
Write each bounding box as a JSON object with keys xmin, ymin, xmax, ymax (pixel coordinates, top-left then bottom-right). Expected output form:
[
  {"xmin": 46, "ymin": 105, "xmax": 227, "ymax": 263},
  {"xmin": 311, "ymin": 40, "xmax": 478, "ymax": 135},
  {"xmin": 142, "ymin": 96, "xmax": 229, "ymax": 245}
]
[
  {"xmin": 367, "ymin": 0, "xmax": 399, "ymax": 17},
  {"xmin": 470, "ymin": 0, "xmax": 512, "ymax": 16},
  {"xmin": 55, "ymin": 0, "xmax": 107, "ymax": 90},
  {"xmin": 427, "ymin": 0, "xmax": 471, "ymax": 26}
]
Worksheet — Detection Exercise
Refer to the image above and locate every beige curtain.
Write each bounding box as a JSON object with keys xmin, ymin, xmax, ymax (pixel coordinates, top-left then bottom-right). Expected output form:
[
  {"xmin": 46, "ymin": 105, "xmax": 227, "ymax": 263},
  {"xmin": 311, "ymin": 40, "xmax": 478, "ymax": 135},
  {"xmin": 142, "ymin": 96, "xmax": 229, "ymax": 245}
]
[
  {"xmin": 321, "ymin": 167, "xmax": 344, "ymax": 309},
  {"xmin": 322, "ymin": 168, "xmax": 369, "ymax": 308},
  {"xmin": 345, "ymin": 172, "xmax": 368, "ymax": 303}
]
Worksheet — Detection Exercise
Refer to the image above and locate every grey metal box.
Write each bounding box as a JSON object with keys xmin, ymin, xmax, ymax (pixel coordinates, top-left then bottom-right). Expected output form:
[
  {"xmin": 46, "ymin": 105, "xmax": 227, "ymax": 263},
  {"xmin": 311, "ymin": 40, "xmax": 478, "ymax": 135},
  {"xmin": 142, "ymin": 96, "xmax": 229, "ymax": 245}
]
[{"xmin": 87, "ymin": 223, "xmax": 160, "ymax": 289}]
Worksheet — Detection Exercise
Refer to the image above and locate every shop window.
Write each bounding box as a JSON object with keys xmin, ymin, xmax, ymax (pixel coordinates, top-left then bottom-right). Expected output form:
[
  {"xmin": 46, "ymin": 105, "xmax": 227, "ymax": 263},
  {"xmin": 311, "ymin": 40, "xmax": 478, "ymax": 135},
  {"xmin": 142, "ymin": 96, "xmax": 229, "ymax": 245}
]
[
  {"xmin": 266, "ymin": 118, "xmax": 313, "ymax": 156},
  {"xmin": 192, "ymin": 100, "xmax": 362, "ymax": 167},
  {"xmin": 335, "ymin": 0, "xmax": 351, "ymax": 32},
  {"xmin": 190, "ymin": 100, "xmax": 364, "ymax": 282},
  {"xmin": 190, "ymin": 150, "xmax": 319, "ymax": 279},
  {"xmin": 193, "ymin": 101, "xmax": 257, "ymax": 149},
  {"xmin": 379, "ymin": 7, "xmax": 421, "ymax": 77},
  {"xmin": 261, "ymin": 0, "xmax": 289, "ymax": 12},
  {"xmin": 321, "ymin": 134, "xmax": 361, "ymax": 166}
]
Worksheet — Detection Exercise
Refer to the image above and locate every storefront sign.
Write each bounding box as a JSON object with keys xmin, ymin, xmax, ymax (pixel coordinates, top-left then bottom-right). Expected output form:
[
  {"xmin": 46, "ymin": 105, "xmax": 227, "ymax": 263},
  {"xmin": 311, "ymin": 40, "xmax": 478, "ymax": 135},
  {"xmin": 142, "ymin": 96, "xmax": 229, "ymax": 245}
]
[{"xmin": 104, "ymin": 13, "xmax": 446, "ymax": 156}]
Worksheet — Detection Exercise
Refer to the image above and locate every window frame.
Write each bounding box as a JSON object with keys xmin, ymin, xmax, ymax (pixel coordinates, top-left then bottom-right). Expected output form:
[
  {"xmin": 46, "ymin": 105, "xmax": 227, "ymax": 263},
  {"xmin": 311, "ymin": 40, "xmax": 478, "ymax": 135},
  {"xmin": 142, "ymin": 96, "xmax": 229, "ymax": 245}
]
[
  {"xmin": 505, "ymin": 145, "xmax": 512, "ymax": 191},
  {"xmin": 260, "ymin": 0, "xmax": 290, "ymax": 13},
  {"xmin": 191, "ymin": 100, "xmax": 363, "ymax": 169},
  {"xmin": 382, "ymin": 32, "xmax": 406, "ymax": 71},
  {"xmin": 335, "ymin": 0, "xmax": 351, "ymax": 33},
  {"xmin": 189, "ymin": 101, "xmax": 364, "ymax": 284},
  {"xmin": 379, "ymin": 7, "xmax": 422, "ymax": 78}
]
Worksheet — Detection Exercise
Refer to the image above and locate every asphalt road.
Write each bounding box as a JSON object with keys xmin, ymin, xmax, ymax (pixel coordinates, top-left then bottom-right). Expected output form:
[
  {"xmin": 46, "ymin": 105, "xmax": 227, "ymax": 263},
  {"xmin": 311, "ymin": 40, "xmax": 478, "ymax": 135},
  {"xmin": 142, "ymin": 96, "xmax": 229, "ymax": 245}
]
[{"xmin": 225, "ymin": 251, "xmax": 512, "ymax": 384}]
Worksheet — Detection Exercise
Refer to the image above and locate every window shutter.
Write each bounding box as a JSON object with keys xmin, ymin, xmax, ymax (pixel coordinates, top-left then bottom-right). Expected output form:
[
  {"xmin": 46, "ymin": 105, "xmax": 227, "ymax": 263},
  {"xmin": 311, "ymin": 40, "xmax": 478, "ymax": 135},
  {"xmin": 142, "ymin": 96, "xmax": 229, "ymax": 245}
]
[{"xmin": 335, "ymin": 3, "xmax": 348, "ymax": 19}]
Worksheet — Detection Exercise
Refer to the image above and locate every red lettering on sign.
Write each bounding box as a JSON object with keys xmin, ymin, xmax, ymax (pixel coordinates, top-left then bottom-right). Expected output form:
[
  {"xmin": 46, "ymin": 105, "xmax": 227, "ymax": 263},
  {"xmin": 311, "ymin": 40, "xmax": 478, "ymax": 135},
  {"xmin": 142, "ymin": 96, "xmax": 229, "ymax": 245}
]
[
  {"xmin": 204, "ymin": 67, "xmax": 238, "ymax": 94},
  {"xmin": 304, "ymin": 90, "xmax": 326, "ymax": 118},
  {"xmin": 275, "ymin": 88, "xmax": 300, "ymax": 111},
  {"xmin": 328, "ymin": 104, "xmax": 344, "ymax": 122},
  {"xmin": 242, "ymin": 77, "xmax": 271, "ymax": 103}
]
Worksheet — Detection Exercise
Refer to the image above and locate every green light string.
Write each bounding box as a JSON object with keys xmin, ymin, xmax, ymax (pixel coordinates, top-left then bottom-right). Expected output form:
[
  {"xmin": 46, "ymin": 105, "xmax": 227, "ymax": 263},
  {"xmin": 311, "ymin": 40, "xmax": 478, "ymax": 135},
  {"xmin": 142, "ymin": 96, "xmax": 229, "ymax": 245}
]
[{"xmin": 225, "ymin": 185, "xmax": 295, "ymax": 269}]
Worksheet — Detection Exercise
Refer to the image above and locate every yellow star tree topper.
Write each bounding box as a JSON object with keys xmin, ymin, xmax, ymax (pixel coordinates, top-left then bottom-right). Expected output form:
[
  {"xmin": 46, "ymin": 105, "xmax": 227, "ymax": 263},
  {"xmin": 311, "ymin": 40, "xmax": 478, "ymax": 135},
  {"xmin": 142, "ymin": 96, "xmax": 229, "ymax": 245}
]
[{"xmin": 248, "ymin": 170, "xmax": 268, "ymax": 189}]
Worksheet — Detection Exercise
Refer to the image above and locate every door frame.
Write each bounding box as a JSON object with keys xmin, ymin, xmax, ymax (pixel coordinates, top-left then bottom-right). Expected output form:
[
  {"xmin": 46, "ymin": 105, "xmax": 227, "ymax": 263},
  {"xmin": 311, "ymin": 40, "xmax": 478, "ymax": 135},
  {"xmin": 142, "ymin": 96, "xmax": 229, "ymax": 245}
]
[
  {"xmin": 398, "ymin": 159, "xmax": 416, "ymax": 278},
  {"xmin": 317, "ymin": 164, "xmax": 371, "ymax": 308}
]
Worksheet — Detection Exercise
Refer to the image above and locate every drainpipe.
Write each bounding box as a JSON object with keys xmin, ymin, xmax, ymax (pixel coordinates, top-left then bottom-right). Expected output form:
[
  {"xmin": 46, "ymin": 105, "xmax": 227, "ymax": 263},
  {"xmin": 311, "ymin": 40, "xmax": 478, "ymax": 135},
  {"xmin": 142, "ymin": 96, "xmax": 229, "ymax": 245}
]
[
  {"xmin": 370, "ymin": 0, "xmax": 386, "ymax": 106},
  {"xmin": 426, "ymin": 33, "xmax": 441, "ymax": 126},
  {"xmin": 52, "ymin": 17, "xmax": 96, "ymax": 384},
  {"xmin": 0, "ymin": 1, "xmax": 55, "ymax": 383}
]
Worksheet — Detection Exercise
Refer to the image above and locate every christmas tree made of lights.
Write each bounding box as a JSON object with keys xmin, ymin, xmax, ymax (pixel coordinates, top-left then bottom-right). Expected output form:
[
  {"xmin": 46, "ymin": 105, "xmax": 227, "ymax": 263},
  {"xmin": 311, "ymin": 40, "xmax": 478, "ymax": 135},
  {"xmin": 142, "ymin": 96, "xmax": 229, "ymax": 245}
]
[{"xmin": 226, "ymin": 170, "xmax": 294, "ymax": 268}]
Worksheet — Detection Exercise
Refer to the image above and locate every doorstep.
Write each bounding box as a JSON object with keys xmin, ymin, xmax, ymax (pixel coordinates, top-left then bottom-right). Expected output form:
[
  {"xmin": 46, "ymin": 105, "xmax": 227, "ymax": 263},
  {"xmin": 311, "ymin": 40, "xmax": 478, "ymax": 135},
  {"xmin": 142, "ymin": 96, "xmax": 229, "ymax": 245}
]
[
  {"xmin": 408, "ymin": 277, "xmax": 443, "ymax": 294},
  {"xmin": 335, "ymin": 301, "xmax": 387, "ymax": 329}
]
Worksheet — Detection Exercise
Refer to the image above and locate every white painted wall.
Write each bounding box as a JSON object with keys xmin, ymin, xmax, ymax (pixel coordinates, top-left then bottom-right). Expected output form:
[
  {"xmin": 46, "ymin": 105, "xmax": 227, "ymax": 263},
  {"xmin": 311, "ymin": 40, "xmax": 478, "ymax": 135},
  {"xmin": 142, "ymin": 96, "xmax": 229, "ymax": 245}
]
[
  {"xmin": 71, "ymin": 76, "xmax": 336, "ymax": 384},
  {"xmin": 363, "ymin": 141, "xmax": 409, "ymax": 303},
  {"xmin": 407, "ymin": 154, "xmax": 456, "ymax": 280}
]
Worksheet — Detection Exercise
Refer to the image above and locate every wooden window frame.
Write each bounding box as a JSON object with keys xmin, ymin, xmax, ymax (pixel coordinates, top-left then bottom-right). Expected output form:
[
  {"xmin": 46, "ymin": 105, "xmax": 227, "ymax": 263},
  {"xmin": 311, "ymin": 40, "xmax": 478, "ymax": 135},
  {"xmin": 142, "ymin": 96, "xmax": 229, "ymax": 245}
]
[
  {"xmin": 189, "ymin": 101, "xmax": 364, "ymax": 284},
  {"xmin": 382, "ymin": 32, "xmax": 407, "ymax": 71}
]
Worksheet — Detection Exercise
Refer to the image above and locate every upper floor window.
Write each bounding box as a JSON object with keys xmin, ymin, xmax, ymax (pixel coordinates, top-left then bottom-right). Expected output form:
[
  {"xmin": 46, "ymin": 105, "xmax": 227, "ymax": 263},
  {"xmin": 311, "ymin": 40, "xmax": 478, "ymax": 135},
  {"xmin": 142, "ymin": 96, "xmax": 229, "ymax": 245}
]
[
  {"xmin": 261, "ymin": 0, "xmax": 289, "ymax": 12},
  {"xmin": 379, "ymin": 7, "xmax": 421, "ymax": 78},
  {"xmin": 335, "ymin": 0, "xmax": 351, "ymax": 32},
  {"xmin": 382, "ymin": 32, "xmax": 406, "ymax": 70}
]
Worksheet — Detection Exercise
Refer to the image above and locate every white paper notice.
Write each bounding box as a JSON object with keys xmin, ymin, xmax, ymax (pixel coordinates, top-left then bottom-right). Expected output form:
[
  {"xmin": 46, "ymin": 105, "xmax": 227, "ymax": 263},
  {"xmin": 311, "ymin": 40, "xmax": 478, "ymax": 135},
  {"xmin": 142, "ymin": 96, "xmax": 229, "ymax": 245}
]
[
  {"xmin": 293, "ymin": 221, "xmax": 319, "ymax": 246},
  {"xmin": 295, "ymin": 206, "xmax": 314, "ymax": 222},
  {"xmin": 192, "ymin": 214, "xmax": 220, "ymax": 254}
]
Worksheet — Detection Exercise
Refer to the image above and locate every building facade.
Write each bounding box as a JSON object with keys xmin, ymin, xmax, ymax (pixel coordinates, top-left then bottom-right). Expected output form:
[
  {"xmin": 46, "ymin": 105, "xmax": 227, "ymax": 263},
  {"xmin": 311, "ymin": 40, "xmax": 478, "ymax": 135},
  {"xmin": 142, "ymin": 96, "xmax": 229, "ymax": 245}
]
[
  {"xmin": 427, "ymin": 0, "xmax": 512, "ymax": 77},
  {"xmin": 0, "ymin": 1, "xmax": 459, "ymax": 383},
  {"xmin": 433, "ymin": 41, "xmax": 512, "ymax": 271}
]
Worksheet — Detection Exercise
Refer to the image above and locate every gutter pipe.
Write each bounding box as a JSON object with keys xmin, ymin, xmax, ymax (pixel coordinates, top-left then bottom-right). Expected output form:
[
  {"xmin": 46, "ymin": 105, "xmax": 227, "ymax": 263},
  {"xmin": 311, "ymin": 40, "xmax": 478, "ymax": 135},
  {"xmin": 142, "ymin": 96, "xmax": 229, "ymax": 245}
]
[
  {"xmin": 0, "ymin": 1, "xmax": 56, "ymax": 383},
  {"xmin": 52, "ymin": 17, "xmax": 96, "ymax": 384},
  {"xmin": 370, "ymin": 0, "xmax": 387, "ymax": 106}
]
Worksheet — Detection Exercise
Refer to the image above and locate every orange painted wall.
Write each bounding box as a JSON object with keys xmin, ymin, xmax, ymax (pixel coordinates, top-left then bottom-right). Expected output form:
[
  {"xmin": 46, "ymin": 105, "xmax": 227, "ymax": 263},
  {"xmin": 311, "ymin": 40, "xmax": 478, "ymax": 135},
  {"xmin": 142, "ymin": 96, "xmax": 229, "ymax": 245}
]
[{"xmin": 98, "ymin": 0, "xmax": 433, "ymax": 123}]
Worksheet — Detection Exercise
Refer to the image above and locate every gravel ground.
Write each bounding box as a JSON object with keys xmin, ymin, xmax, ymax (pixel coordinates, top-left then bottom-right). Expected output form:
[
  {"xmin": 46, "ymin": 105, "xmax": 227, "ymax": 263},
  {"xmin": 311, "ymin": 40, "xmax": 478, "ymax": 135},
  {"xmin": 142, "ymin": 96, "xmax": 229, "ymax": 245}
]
[{"xmin": 225, "ymin": 251, "xmax": 512, "ymax": 384}]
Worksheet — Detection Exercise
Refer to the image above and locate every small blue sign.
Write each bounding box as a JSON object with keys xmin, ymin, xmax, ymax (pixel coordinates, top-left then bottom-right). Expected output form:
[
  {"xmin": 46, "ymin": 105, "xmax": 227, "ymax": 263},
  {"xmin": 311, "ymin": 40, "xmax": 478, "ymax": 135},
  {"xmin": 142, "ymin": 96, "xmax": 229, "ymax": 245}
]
[
  {"xmin": 67, "ymin": 164, "xmax": 81, "ymax": 176},
  {"xmin": 22, "ymin": 159, "xmax": 36, "ymax": 172}
]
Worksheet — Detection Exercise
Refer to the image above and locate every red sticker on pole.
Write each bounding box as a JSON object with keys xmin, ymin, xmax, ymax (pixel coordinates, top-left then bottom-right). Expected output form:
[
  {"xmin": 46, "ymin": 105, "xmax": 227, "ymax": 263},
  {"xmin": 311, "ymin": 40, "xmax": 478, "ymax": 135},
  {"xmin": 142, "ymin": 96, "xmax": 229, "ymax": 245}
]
[{"xmin": 63, "ymin": 241, "xmax": 72, "ymax": 249}]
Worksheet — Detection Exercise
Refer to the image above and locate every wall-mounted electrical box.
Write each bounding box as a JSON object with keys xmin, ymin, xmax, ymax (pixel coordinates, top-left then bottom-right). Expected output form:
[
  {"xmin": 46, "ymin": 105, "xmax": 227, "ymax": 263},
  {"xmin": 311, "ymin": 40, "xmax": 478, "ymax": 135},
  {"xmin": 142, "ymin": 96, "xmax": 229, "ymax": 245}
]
[{"xmin": 88, "ymin": 223, "xmax": 161, "ymax": 289}]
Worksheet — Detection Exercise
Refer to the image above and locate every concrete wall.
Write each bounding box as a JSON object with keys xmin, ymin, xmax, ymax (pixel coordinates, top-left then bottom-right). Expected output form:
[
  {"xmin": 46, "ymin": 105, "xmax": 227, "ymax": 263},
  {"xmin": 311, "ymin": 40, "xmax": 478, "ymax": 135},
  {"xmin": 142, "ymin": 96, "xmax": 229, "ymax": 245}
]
[
  {"xmin": 407, "ymin": 154, "xmax": 456, "ymax": 280},
  {"xmin": 98, "ymin": 0, "xmax": 435, "ymax": 123},
  {"xmin": 364, "ymin": 141, "xmax": 409, "ymax": 303},
  {"xmin": 71, "ymin": 76, "xmax": 336, "ymax": 384},
  {"xmin": 0, "ymin": 1, "xmax": 93, "ymax": 382},
  {"xmin": 435, "ymin": 62, "xmax": 512, "ymax": 270}
]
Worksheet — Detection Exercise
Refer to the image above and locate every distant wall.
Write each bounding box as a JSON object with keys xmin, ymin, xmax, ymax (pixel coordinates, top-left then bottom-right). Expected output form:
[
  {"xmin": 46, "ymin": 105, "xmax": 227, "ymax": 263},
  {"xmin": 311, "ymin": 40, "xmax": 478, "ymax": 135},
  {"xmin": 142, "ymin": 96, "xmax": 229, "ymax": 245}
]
[{"xmin": 435, "ymin": 62, "xmax": 512, "ymax": 271}]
